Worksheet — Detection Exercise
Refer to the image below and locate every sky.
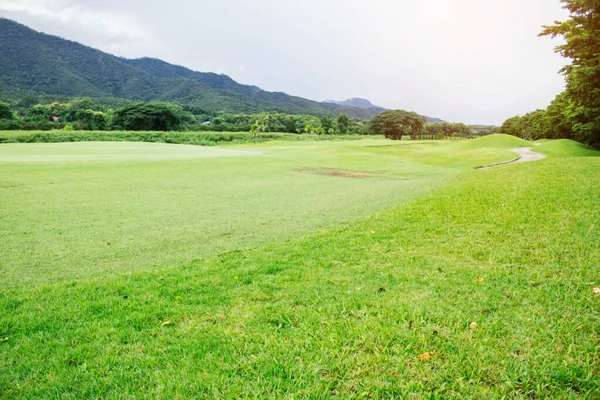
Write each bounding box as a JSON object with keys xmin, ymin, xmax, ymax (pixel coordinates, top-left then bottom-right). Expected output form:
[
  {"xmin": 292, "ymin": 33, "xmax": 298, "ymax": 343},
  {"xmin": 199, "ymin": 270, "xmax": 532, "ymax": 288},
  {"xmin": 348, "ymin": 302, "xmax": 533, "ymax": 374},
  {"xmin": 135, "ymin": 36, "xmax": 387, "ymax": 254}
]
[{"xmin": 0, "ymin": 0, "xmax": 570, "ymax": 124}]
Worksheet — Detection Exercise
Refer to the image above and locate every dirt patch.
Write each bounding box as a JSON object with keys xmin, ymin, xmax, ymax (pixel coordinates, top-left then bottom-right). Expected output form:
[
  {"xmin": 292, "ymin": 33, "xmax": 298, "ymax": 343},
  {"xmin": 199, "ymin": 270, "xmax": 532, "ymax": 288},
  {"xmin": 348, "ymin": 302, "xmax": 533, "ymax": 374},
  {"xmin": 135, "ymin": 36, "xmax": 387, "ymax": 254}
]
[{"xmin": 297, "ymin": 167, "xmax": 378, "ymax": 179}]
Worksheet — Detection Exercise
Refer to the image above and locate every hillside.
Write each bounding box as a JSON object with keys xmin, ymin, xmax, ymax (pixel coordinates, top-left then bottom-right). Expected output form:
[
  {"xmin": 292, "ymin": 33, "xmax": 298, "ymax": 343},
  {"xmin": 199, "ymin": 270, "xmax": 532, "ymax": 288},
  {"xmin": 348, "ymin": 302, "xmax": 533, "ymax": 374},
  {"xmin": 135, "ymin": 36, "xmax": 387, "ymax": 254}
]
[{"xmin": 0, "ymin": 19, "xmax": 381, "ymax": 119}]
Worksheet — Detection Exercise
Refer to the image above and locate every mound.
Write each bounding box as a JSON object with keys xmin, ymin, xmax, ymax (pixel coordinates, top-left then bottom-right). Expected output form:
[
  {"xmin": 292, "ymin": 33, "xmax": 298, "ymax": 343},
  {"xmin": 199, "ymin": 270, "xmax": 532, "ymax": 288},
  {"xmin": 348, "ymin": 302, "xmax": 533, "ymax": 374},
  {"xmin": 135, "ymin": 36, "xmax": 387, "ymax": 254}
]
[
  {"xmin": 457, "ymin": 134, "xmax": 532, "ymax": 150},
  {"xmin": 536, "ymin": 139, "xmax": 600, "ymax": 158}
]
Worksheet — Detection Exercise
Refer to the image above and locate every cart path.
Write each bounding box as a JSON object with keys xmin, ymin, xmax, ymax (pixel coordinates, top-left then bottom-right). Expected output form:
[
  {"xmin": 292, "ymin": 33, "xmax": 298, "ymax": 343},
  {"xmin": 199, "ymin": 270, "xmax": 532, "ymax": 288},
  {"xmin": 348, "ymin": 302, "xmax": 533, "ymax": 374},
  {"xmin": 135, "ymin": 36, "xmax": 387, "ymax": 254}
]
[{"xmin": 477, "ymin": 147, "xmax": 546, "ymax": 169}]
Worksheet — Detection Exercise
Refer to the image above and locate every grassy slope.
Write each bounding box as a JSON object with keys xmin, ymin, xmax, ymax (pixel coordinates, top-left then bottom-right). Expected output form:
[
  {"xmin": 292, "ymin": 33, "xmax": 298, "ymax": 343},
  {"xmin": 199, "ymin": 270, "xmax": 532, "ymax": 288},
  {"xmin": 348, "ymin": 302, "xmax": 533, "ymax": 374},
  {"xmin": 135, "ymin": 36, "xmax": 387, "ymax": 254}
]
[
  {"xmin": 536, "ymin": 139, "xmax": 600, "ymax": 158},
  {"xmin": 1, "ymin": 138, "xmax": 598, "ymax": 398}
]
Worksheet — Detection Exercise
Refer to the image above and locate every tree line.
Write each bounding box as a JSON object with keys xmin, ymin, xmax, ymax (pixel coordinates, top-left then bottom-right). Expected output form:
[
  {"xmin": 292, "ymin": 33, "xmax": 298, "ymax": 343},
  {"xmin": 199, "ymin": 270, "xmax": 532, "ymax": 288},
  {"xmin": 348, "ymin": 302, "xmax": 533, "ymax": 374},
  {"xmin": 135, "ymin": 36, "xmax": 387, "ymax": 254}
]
[
  {"xmin": 0, "ymin": 96, "xmax": 495, "ymax": 140},
  {"xmin": 501, "ymin": 0, "xmax": 599, "ymax": 148},
  {"xmin": 366, "ymin": 110, "xmax": 496, "ymax": 140},
  {"xmin": 0, "ymin": 97, "xmax": 368, "ymax": 134}
]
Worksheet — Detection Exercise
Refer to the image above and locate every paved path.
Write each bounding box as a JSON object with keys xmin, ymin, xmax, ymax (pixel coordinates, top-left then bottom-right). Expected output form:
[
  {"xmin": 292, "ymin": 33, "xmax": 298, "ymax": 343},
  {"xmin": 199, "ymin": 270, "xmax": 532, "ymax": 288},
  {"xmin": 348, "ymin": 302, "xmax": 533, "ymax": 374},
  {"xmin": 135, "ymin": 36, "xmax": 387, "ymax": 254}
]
[
  {"xmin": 477, "ymin": 147, "xmax": 546, "ymax": 169},
  {"xmin": 509, "ymin": 147, "xmax": 547, "ymax": 164}
]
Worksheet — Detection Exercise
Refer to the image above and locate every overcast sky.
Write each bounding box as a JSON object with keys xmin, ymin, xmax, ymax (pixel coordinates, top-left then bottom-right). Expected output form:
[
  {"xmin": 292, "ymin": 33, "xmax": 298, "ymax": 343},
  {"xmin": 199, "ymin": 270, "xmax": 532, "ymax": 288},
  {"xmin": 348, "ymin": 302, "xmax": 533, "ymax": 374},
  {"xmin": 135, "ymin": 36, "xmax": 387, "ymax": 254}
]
[{"xmin": 1, "ymin": 0, "xmax": 569, "ymax": 124}]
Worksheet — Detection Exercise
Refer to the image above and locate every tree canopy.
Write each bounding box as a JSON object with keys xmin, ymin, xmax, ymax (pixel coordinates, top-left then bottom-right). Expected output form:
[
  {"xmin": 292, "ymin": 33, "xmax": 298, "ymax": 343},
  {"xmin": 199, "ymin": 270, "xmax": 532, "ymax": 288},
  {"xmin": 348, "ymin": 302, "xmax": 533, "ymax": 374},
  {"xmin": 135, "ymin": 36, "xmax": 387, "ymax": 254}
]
[
  {"xmin": 111, "ymin": 103, "xmax": 192, "ymax": 131},
  {"xmin": 540, "ymin": 0, "xmax": 600, "ymax": 146},
  {"xmin": 503, "ymin": 1, "xmax": 599, "ymax": 147},
  {"xmin": 0, "ymin": 102, "xmax": 13, "ymax": 120},
  {"xmin": 369, "ymin": 110, "xmax": 426, "ymax": 140}
]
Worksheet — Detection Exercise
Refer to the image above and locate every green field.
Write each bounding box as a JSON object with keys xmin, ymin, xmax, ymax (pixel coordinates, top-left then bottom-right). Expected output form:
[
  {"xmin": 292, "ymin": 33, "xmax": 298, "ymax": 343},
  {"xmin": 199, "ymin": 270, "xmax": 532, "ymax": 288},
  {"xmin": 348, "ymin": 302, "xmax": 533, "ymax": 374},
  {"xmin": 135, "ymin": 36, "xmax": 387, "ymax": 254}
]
[{"xmin": 1, "ymin": 135, "xmax": 599, "ymax": 398}]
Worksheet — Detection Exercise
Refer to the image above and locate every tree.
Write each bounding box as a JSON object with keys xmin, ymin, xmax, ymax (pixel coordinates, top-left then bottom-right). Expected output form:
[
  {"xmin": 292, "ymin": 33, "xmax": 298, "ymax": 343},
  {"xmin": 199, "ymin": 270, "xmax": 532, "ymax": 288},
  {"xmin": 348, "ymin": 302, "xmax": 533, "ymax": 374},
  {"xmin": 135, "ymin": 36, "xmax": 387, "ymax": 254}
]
[
  {"xmin": 111, "ymin": 102, "xmax": 192, "ymax": 131},
  {"xmin": 0, "ymin": 102, "xmax": 13, "ymax": 120},
  {"xmin": 321, "ymin": 116, "xmax": 334, "ymax": 134},
  {"xmin": 304, "ymin": 123, "xmax": 315, "ymax": 134},
  {"xmin": 250, "ymin": 123, "xmax": 259, "ymax": 144},
  {"xmin": 91, "ymin": 112, "xmax": 108, "ymax": 130},
  {"xmin": 336, "ymin": 114, "xmax": 350, "ymax": 134},
  {"xmin": 540, "ymin": 0, "xmax": 600, "ymax": 147},
  {"xmin": 369, "ymin": 110, "xmax": 426, "ymax": 140}
]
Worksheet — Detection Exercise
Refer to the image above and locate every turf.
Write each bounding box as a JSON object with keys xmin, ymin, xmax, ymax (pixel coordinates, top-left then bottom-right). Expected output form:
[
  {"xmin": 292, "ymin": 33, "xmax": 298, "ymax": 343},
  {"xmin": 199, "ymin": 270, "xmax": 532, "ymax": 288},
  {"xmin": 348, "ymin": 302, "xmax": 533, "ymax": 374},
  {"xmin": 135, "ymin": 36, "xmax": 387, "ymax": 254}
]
[
  {"xmin": 0, "ymin": 138, "xmax": 500, "ymax": 288},
  {"xmin": 1, "ymin": 136, "xmax": 598, "ymax": 398},
  {"xmin": 536, "ymin": 139, "xmax": 600, "ymax": 158}
]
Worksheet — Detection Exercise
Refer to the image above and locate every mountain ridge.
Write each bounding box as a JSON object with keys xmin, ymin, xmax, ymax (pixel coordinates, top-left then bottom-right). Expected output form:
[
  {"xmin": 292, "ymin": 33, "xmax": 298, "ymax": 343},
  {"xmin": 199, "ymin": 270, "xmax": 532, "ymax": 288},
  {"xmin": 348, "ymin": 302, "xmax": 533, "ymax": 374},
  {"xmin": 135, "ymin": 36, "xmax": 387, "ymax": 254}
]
[
  {"xmin": 325, "ymin": 97, "xmax": 445, "ymax": 123},
  {"xmin": 0, "ymin": 18, "xmax": 443, "ymax": 121}
]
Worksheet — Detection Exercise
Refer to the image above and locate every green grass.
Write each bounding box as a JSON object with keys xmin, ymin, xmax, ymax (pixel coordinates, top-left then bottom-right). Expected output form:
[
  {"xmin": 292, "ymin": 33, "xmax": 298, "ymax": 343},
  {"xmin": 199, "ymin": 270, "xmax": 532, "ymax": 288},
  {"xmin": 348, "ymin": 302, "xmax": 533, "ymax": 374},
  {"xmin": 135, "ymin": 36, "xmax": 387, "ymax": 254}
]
[
  {"xmin": 1, "ymin": 136, "xmax": 599, "ymax": 398},
  {"xmin": 536, "ymin": 139, "xmax": 600, "ymax": 158}
]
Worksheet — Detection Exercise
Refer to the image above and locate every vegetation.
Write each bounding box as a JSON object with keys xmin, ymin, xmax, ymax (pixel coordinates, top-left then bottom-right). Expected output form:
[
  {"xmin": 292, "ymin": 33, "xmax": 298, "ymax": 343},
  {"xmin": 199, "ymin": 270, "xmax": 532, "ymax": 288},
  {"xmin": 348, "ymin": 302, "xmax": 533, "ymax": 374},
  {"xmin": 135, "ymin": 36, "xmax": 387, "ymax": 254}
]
[
  {"xmin": 501, "ymin": 0, "xmax": 600, "ymax": 148},
  {"xmin": 0, "ymin": 102, "xmax": 13, "ymax": 120},
  {"xmin": 0, "ymin": 137, "xmax": 598, "ymax": 397},
  {"xmin": 367, "ymin": 111, "xmax": 483, "ymax": 140},
  {"xmin": 0, "ymin": 130, "xmax": 368, "ymax": 146},
  {"xmin": 368, "ymin": 110, "xmax": 427, "ymax": 140},
  {"xmin": 0, "ymin": 94, "xmax": 372, "ymax": 136}
]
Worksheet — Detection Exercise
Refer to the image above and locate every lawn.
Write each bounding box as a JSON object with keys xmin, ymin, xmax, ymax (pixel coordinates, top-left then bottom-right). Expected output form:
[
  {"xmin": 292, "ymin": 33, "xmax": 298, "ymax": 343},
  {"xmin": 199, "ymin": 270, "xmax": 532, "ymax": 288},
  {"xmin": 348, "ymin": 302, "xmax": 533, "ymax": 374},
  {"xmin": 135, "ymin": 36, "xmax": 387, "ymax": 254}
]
[{"xmin": 1, "ymin": 135, "xmax": 598, "ymax": 398}]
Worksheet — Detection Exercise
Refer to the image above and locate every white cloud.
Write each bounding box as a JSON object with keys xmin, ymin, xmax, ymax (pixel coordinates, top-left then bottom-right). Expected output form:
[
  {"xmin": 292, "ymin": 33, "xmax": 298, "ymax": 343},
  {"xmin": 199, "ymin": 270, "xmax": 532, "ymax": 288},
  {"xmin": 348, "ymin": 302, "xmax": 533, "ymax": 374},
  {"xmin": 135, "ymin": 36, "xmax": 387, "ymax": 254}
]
[{"xmin": 0, "ymin": 0, "xmax": 151, "ymax": 55}]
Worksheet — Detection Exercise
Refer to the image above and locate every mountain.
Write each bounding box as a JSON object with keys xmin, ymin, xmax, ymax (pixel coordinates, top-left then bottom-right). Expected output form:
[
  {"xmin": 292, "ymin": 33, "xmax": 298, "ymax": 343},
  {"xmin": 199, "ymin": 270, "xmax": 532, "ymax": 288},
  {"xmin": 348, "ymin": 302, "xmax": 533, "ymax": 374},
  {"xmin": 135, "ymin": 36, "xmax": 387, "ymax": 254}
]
[
  {"xmin": 425, "ymin": 116, "xmax": 445, "ymax": 123},
  {"xmin": 323, "ymin": 98, "xmax": 384, "ymax": 110},
  {"xmin": 325, "ymin": 97, "xmax": 445, "ymax": 123},
  {"xmin": 0, "ymin": 19, "xmax": 382, "ymax": 119}
]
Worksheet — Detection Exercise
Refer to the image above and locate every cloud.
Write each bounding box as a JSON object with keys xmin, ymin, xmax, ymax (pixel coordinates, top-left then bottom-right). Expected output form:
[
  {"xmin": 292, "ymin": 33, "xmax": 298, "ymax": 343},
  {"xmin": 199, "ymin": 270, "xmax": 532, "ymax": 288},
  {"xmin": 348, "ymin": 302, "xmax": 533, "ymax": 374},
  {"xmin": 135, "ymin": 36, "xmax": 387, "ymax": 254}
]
[
  {"xmin": 0, "ymin": 0, "xmax": 571, "ymax": 124},
  {"xmin": 0, "ymin": 0, "xmax": 151, "ymax": 54}
]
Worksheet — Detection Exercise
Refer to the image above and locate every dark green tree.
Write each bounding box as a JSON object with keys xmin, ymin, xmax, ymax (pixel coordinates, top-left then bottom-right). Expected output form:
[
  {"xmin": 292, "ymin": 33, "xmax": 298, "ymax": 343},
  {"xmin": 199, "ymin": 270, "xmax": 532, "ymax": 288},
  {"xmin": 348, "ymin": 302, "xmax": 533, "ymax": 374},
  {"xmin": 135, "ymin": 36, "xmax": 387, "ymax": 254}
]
[
  {"xmin": 369, "ymin": 110, "xmax": 426, "ymax": 140},
  {"xmin": 336, "ymin": 114, "xmax": 350, "ymax": 134},
  {"xmin": 540, "ymin": 0, "xmax": 600, "ymax": 146},
  {"xmin": 111, "ymin": 102, "xmax": 191, "ymax": 131},
  {"xmin": 0, "ymin": 102, "xmax": 13, "ymax": 120},
  {"xmin": 321, "ymin": 116, "xmax": 334, "ymax": 134}
]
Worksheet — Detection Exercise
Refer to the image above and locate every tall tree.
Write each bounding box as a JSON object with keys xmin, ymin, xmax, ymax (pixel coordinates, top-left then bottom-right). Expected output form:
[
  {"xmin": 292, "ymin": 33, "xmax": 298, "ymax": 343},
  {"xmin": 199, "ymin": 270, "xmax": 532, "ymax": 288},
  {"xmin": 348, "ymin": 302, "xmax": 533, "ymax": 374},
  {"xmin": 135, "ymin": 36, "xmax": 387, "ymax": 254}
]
[
  {"xmin": 321, "ymin": 116, "xmax": 334, "ymax": 134},
  {"xmin": 0, "ymin": 102, "xmax": 13, "ymax": 120},
  {"xmin": 540, "ymin": 0, "xmax": 600, "ymax": 146},
  {"xmin": 369, "ymin": 110, "xmax": 426, "ymax": 140},
  {"xmin": 336, "ymin": 114, "xmax": 350, "ymax": 134}
]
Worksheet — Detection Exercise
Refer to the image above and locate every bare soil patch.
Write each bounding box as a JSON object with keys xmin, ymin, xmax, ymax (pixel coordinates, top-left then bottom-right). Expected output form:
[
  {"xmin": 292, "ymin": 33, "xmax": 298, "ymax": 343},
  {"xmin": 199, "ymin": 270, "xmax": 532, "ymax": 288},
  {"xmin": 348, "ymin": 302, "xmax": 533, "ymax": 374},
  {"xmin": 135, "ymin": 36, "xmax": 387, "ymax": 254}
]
[{"xmin": 297, "ymin": 167, "xmax": 377, "ymax": 179}]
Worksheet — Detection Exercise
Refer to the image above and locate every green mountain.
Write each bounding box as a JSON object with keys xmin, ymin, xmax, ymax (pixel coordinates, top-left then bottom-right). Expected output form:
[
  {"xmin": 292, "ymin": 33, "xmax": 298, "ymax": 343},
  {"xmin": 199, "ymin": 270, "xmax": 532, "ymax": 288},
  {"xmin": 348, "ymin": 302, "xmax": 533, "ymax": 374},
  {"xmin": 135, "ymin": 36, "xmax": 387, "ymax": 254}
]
[{"xmin": 0, "ymin": 18, "xmax": 381, "ymax": 119}]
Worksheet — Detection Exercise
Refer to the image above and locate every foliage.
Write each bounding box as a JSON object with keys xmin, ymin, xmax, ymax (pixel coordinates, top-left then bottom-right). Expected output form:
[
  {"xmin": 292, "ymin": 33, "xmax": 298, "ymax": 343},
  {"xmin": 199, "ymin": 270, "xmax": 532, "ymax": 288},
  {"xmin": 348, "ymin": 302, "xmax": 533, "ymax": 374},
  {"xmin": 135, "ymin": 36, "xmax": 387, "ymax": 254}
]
[
  {"xmin": 0, "ymin": 130, "xmax": 368, "ymax": 146},
  {"xmin": 320, "ymin": 115, "xmax": 334, "ymax": 134},
  {"xmin": 335, "ymin": 114, "xmax": 350, "ymax": 134},
  {"xmin": 423, "ymin": 122, "xmax": 472, "ymax": 139},
  {"xmin": 0, "ymin": 102, "xmax": 13, "ymax": 120},
  {"xmin": 368, "ymin": 110, "xmax": 427, "ymax": 140},
  {"xmin": 110, "ymin": 102, "xmax": 193, "ymax": 131},
  {"xmin": 503, "ymin": 1, "xmax": 599, "ymax": 148},
  {"xmin": 540, "ymin": 0, "xmax": 600, "ymax": 147}
]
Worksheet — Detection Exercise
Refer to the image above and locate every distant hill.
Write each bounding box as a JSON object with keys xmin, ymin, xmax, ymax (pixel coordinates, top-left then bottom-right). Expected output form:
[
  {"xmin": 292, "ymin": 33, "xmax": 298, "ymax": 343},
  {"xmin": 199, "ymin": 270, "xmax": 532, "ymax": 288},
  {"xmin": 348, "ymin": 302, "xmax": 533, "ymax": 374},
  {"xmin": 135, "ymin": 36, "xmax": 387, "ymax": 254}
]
[
  {"xmin": 425, "ymin": 116, "xmax": 445, "ymax": 123},
  {"xmin": 323, "ymin": 98, "xmax": 384, "ymax": 110},
  {"xmin": 325, "ymin": 97, "xmax": 445, "ymax": 123},
  {"xmin": 0, "ymin": 18, "xmax": 382, "ymax": 119}
]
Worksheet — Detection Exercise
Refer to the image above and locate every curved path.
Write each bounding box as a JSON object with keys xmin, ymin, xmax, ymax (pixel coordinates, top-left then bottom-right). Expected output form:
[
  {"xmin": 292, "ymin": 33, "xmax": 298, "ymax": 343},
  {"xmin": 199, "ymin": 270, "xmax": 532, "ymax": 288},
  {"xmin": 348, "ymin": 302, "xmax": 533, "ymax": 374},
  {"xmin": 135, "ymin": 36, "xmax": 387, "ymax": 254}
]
[{"xmin": 477, "ymin": 147, "xmax": 546, "ymax": 169}]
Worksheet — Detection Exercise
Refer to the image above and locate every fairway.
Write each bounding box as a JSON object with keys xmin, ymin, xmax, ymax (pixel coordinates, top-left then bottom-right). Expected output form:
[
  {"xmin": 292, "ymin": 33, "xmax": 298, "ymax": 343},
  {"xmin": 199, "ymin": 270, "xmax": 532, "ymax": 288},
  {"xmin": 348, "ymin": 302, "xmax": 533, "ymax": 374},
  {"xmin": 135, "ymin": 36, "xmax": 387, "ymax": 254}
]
[
  {"xmin": 0, "ymin": 137, "xmax": 514, "ymax": 287},
  {"xmin": 0, "ymin": 141, "xmax": 261, "ymax": 162},
  {"xmin": 1, "ymin": 135, "xmax": 599, "ymax": 398}
]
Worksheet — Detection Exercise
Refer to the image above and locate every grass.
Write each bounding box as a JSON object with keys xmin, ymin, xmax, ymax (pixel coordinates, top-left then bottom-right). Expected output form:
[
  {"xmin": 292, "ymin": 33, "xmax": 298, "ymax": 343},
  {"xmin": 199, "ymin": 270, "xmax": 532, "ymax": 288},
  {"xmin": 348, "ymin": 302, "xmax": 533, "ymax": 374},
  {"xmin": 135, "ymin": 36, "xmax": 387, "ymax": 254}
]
[
  {"xmin": 1, "ymin": 135, "xmax": 599, "ymax": 398},
  {"xmin": 536, "ymin": 139, "xmax": 600, "ymax": 158}
]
